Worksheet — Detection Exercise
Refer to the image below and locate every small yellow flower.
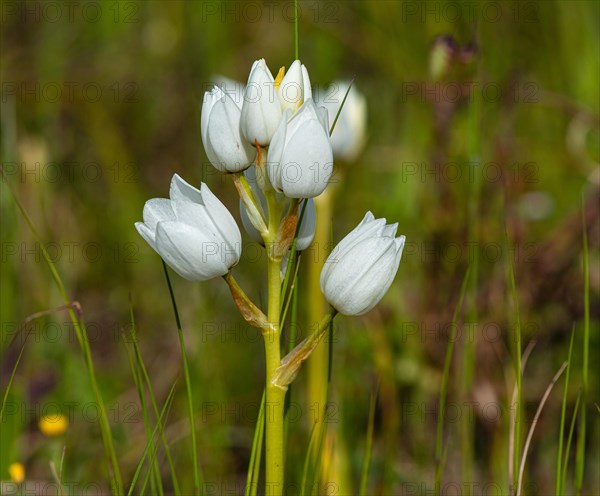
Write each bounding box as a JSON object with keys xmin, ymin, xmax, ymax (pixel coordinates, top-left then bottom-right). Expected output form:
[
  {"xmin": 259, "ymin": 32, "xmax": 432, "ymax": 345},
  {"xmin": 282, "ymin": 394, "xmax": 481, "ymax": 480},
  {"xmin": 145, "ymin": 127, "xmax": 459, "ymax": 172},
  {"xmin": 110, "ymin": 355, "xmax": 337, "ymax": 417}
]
[
  {"xmin": 8, "ymin": 462, "xmax": 25, "ymax": 484},
  {"xmin": 38, "ymin": 413, "xmax": 69, "ymax": 437}
]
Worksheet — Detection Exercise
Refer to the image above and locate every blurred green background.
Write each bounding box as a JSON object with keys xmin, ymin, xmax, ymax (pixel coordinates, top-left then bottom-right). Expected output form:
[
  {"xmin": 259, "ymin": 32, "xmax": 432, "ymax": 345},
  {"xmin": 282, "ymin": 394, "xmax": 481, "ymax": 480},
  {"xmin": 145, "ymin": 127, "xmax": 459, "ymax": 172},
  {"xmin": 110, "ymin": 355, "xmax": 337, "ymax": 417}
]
[{"xmin": 1, "ymin": 1, "xmax": 598, "ymax": 494}]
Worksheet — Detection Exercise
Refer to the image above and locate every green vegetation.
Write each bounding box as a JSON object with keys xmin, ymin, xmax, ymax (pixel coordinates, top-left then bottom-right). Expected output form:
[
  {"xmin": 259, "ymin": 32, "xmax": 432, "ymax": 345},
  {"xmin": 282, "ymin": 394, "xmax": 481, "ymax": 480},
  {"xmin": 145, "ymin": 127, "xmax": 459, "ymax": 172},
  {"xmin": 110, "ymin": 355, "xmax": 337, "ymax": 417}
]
[{"xmin": 1, "ymin": 1, "xmax": 598, "ymax": 494}]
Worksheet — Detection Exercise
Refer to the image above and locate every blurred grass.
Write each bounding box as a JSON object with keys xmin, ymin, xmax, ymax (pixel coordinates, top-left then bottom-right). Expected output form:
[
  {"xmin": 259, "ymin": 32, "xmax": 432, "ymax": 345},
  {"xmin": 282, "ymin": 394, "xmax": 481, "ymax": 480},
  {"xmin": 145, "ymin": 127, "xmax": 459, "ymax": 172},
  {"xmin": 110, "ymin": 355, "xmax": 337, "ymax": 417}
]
[{"xmin": 1, "ymin": 1, "xmax": 599, "ymax": 494}]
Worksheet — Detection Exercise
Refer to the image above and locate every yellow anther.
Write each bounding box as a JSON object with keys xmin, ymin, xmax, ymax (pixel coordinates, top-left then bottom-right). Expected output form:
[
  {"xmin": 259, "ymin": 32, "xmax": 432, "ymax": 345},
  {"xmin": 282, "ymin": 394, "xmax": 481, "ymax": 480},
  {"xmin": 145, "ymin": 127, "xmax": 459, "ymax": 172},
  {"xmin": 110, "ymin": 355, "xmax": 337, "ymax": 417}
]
[{"xmin": 274, "ymin": 66, "xmax": 285, "ymax": 89}]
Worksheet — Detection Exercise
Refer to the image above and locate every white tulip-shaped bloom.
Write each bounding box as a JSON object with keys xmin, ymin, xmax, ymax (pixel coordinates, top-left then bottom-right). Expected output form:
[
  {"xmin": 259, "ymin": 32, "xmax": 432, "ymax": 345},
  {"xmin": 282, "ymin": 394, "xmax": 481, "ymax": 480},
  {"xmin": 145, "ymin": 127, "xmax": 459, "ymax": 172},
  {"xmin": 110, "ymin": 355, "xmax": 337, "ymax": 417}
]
[
  {"xmin": 201, "ymin": 86, "xmax": 256, "ymax": 172},
  {"xmin": 267, "ymin": 99, "xmax": 333, "ymax": 198},
  {"xmin": 239, "ymin": 168, "xmax": 316, "ymax": 250},
  {"xmin": 278, "ymin": 60, "xmax": 312, "ymax": 112},
  {"xmin": 240, "ymin": 59, "xmax": 282, "ymax": 146},
  {"xmin": 320, "ymin": 212, "xmax": 405, "ymax": 315},
  {"xmin": 316, "ymin": 81, "xmax": 367, "ymax": 162},
  {"xmin": 135, "ymin": 174, "xmax": 242, "ymax": 281}
]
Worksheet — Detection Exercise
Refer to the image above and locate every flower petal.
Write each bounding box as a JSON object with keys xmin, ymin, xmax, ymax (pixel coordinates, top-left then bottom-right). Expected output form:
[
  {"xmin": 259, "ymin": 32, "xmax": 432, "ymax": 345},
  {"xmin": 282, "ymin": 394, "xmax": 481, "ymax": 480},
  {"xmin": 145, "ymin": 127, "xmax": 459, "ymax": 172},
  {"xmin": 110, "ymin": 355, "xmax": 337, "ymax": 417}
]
[
  {"xmin": 142, "ymin": 198, "xmax": 175, "ymax": 231},
  {"xmin": 206, "ymin": 92, "xmax": 256, "ymax": 172},
  {"xmin": 280, "ymin": 118, "xmax": 333, "ymax": 198},
  {"xmin": 240, "ymin": 59, "xmax": 282, "ymax": 146},
  {"xmin": 155, "ymin": 221, "xmax": 229, "ymax": 281},
  {"xmin": 169, "ymin": 174, "xmax": 204, "ymax": 205},
  {"xmin": 278, "ymin": 60, "xmax": 304, "ymax": 111},
  {"xmin": 135, "ymin": 222, "xmax": 158, "ymax": 251},
  {"xmin": 320, "ymin": 213, "xmax": 385, "ymax": 282},
  {"xmin": 321, "ymin": 237, "xmax": 397, "ymax": 315}
]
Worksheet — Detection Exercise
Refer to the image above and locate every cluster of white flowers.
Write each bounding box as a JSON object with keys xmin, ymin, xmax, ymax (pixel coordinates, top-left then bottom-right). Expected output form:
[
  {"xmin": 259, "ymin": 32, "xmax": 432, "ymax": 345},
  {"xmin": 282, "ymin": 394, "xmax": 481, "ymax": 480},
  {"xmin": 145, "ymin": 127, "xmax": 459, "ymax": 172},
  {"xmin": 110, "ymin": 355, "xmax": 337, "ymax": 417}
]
[{"xmin": 135, "ymin": 58, "xmax": 404, "ymax": 316}]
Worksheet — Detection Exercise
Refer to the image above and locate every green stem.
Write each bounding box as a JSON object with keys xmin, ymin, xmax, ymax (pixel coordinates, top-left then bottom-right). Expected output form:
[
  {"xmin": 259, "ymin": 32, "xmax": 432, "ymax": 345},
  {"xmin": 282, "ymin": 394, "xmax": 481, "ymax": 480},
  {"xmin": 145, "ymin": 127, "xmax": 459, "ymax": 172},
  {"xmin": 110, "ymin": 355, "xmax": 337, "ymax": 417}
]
[
  {"xmin": 263, "ymin": 186, "xmax": 286, "ymax": 496},
  {"xmin": 294, "ymin": 0, "xmax": 299, "ymax": 60},
  {"xmin": 306, "ymin": 190, "xmax": 333, "ymax": 424}
]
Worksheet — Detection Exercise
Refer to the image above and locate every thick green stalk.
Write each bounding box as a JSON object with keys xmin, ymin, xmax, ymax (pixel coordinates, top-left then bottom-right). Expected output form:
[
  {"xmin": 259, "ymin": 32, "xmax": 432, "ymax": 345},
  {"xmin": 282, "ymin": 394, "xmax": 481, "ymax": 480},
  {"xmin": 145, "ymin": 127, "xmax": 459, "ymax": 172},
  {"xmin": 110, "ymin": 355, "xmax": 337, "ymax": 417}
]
[
  {"xmin": 306, "ymin": 189, "xmax": 333, "ymax": 421},
  {"xmin": 263, "ymin": 184, "xmax": 286, "ymax": 496}
]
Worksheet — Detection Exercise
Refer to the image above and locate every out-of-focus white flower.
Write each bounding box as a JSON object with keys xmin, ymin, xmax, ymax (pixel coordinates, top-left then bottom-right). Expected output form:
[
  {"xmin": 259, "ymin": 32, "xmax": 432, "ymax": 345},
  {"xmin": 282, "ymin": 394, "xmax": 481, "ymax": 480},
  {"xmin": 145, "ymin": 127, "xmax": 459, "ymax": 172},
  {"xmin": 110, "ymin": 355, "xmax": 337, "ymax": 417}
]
[
  {"xmin": 240, "ymin": 59, "xmax": 283, "ymax": 146},
  {"xmin": 320, "ymin": 212, "xmax": 405, "ymax": 315},
  {"xmin": 201, "ymin": 86, "xmax": 256, "ymax": 172},
  {"xmin": 267, "ymin": 99, "xmax": 333, "ymax": 198},
  {"xmin": 316, "ymin": 81, "xmax": 367, "ymax": 162},
  {"xmin": 135, "ymin": 174, "xmax": 242, "ymax": 281},
  {"xmin": 517, "ymin": 191, "xmax": 555, "ymax": 221},
  {"xmin": 278, "ymin": 60, "xmax": 312, "ymax": 112},
  {"xmin": 239, "ymin": 168, "xmax": 316, "ymax": 250}
]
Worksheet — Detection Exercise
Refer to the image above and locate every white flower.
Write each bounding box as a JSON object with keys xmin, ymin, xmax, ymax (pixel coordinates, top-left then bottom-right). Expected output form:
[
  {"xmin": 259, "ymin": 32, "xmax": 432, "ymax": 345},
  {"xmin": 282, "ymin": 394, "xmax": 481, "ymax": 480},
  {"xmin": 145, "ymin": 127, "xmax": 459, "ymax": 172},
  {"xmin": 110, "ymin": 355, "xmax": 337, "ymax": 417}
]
[
  {"xmin": 135, "ymin": 174, "xmax": 242, "ymax": 281},
  {"xmin": 239, "ymin": 168, "xmax": 316, "ymax": 250},
  {"xmin": 316, "ymin": 81, "xmax": 367, "ymax": 162},
  {"xmin": 267, "ymin": 99, "xmax": 333, "ymax": 198},
  {"xmin": 320, "ymin": 212, "xmax": 405, "ymax": 315},
  {"xmin": 278, "ymin": 60, "xmax": 312, "ymax": 112},
  {"xmin": 240, "ymin": 59, "xmax": 283, "ymax": 146},
  {"xmin": 201, "ymin": 86, "xmax": 256, "ymax": 172}
]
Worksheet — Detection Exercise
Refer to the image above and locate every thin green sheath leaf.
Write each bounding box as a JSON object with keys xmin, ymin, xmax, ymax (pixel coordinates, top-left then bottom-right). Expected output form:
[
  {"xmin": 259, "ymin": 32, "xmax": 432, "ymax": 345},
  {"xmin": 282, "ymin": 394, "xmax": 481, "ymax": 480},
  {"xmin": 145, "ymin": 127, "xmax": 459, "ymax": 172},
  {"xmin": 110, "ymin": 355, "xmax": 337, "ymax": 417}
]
[
  {"xmin": 162, "ymin": 261, "xmax": 202, "ymax": 495},
  {"xmin": 435, "ymin": 267, "xmax": 471, "ymax": 495},
  {"xmin": 359, "ymin": 384, "xmax": 378, "ymax": 496},
  {"xmin": 330, "ymin": 80, "xmax": 355, "ymax": 136},
  {"xmin": 575, "ymin": 199, "xmax": 590, "ymax": 494},
  {"xmin": 245, "ymin": 391, "xmax": 265, "ymax": 496},
  {"xmin": 556, "ymin": 325, "xmax": 576, "ymax": 495},
  {"xmin": 128, "ymin": 382, "xmax": 177, "ymax": 496}
]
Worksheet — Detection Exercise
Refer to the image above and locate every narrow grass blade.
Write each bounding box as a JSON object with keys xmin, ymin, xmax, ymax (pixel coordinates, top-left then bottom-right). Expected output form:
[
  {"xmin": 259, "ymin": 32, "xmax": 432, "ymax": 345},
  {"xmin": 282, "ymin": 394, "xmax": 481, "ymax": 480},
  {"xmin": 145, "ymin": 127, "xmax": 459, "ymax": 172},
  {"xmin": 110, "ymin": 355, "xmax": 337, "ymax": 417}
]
[
  {"xmin": 434, "ymin": 267, "xmax": 471, "ymax": 495},
  {"xmin": 280, "ymin": 199, "xmax": 308, "ymax": 309},
  {"xmin": 128, "ymin": 302, "xmax": 181, "ymax": 496},
  {"xmin": 507, "ymin": 340, "xmax": 536, "ymax": 496},
  {"xmin": 300, "ymin": 317, "xmax": 335, "ymax": 496},
  {"xmin": 315, "ymin": 318, "xmax": 336, "ymax": 495},
  {"xmin": 284, "ymin": 272, "xmax": 300, "ymax": 448},
  {"xmin": 4, "ymin": 175, "xmax": 123, "ymax": 495},
  {"xmin": 2, "ymin": 305, "xmax": 79, "ymax": 422},
  {"xmin": 359, "ymin": 384, "xmax": 378, "ymax": 496},
  {"xmin": 127, "ymin": 382, "xmax": 177, "ymax": 496},
  {"xmin": 462, "ymin": 47, "xmax": 482, "ymax": 483},
  {"xmin": 245, "ymin": 391, "xmax": 265, "ymax": 496},
  {"xmin": 575, "ymin": 200, "xmax": 590, "ymax": 494},
  {"xmin": 0, "ymin": 332, "xmax": 29, "ymax": 421},
  {"xmin": 123, "ymin": 335, "xmax": 163, "ymax": 496},
  {"xmin": 517, "ymin": 362, "xmax": 567, "ymax": 496},
  {"xmin": 162, "ymin": 261, "xmax": 202, "ymax": 495},
  {"xmin": 300, "ymin": 421, "xmax": 321, "ymax": 496},
  {"xmin": 562, "ymin": 391, "xmax": 582, "ymax": 493},
  {"xmin": 280, "ymin": 255, "xmax": 302, "ymax": 329},
  {"xmin": 506, "ymin": 229, "xmax": 523, "ymax": 496},
  {"xmin": 556, "ymin": 325, "xmax": 576, "ymax": 495},
  {"xmin": 329, "ymin": 81, "xmax": 355, "ymax": 136}
]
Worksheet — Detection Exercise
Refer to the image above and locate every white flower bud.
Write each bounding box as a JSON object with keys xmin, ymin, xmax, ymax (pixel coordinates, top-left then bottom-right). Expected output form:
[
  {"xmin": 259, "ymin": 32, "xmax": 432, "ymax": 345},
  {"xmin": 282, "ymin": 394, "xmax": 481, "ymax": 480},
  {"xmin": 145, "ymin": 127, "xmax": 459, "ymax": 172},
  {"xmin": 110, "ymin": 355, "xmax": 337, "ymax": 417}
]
[
  {"xmin": 267, "ymin": 99, "xmax": 333, "ymax": 198},
  {"xmin": 240, "ymin": 59, "xmax": 282, "ymax": 146},
  {"xmin": 201, "ymin": 86, "xmax": 257, "ymax": 173},
  {"xmin": 320, "ymin": 212, "xmax": 405, "ymax": 315},
  {"xmin": 278, "ymin": 60, "xmax": 312, "ymax": 112},
  {"xmin": 136, "ymin": 174, "xmax": 242, "ymax": 281}
]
